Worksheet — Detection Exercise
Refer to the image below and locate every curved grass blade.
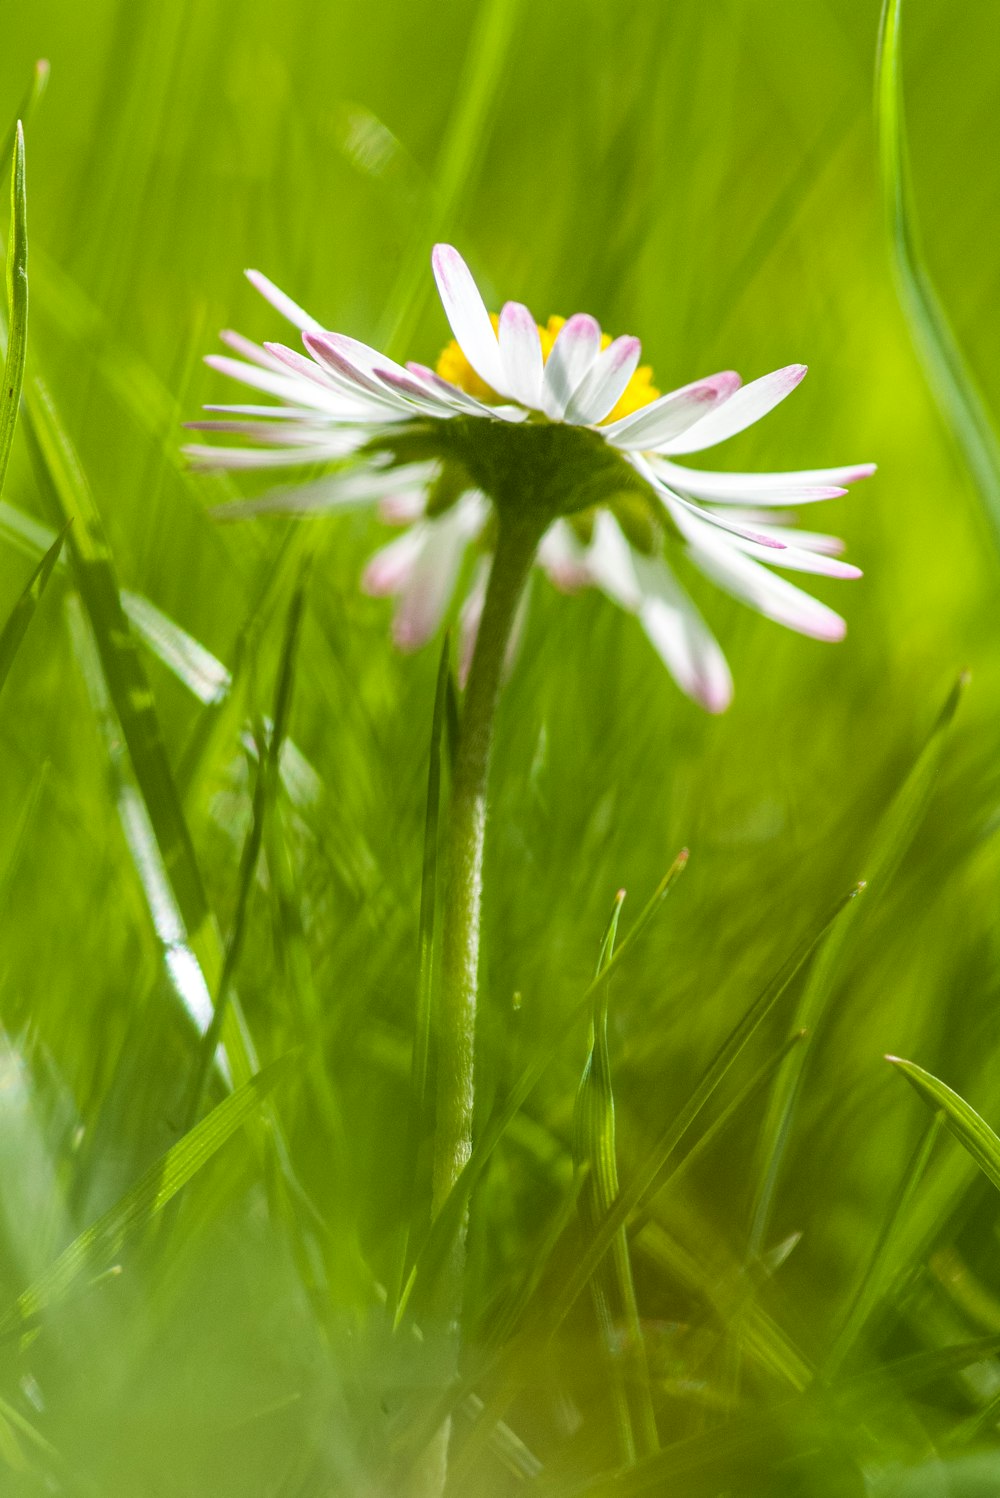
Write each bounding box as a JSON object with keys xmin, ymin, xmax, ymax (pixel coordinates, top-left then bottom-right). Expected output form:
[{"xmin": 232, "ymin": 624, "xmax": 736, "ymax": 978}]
[
  {"xmin": 823, "ymin": 1109, "xmax": 943, "ymax": 1378},
  {"xmin": 887, "ymin": 1057, "xmax": 1000, "ymax": 1196},
  {"xmin": 0, "ymin": 124, "xmax": 28, "ymax": 502},
  {"xmin": 573, "ymin": 889, "xmax": 658, "ymax": 1464},
  {"xmin": 21, "ymin": 376, "xmax": 263, "ymax": 1076},
  {"xmin": 447, "ymin": 897, "xmax": 858, "ymax": 1486},
  {"xmin": 0, "ymin": 1052, "xmax": 295, "ymax": 1338},
  {"xmin": 184, "ymin": 560, "xmax": 310, "ymax": 1125},
  {"xmin": 749, "ymin": 674, "xmax": 966, "ymax": 1256},
  {"xmin": 877, "ymin": 0, "xmax": 1000, "ymax": 550},
  {"xmin": 0, "ymin": 522, "xmax": 67, "ymax": 696}
]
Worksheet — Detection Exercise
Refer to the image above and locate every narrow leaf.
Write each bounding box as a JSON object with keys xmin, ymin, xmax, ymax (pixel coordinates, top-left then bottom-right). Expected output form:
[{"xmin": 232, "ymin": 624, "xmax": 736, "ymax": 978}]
[
  {"xmin": 877, "ymin": 0, "xmax": 1000, "ymax": 549},
  {"xmin": 0, "ymin": 124, "xmax": 28, "ymax": 501},
  {"xmin": 0, "ymin": 1053, "xmax": 294, "ymax": 1336},
  {"xmin": 887, "ymin": 1057, "xmax": 1000, "ymax": 1196},
  {"xmin": 0, "ymin": 522, "xmax": 67, "ymax": 696}
]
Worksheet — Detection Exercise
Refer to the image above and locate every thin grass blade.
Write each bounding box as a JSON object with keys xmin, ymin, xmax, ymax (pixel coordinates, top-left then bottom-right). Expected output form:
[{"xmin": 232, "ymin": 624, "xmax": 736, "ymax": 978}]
[
  {"xmin": 0, "ymin": 124, "xmax": 28, "ymax": 501},
  {"xmin": 877, "ymin": 0, "xmax": 1000, "ymax": 550},
  {"xmin": 749, "ymin": 674, "xmax": 966, "ymax": 1255},
  {"xmin": 887, "ymin": 1057, "xmax": 1000, "ymax": 1196},
  {"xmin": 0, "ymin": 522, "xmax": 67, "ymax": 696},
  {"xmin": 0, "ymin": 1052, "xmax": 295, "ymax": 1337}
]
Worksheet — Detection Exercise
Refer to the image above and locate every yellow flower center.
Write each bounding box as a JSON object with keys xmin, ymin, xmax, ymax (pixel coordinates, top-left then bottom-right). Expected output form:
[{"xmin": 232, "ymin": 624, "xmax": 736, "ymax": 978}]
[{"xmin": 435, "ymin": 314, "xmax": 660, "ymax": 424}]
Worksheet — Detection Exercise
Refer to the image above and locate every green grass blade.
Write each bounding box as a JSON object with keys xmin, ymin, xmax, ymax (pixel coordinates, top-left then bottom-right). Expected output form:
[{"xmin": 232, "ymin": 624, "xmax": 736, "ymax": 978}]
[
  {"xmin": 402, "ymin": 852, "xmax": 689, "ymax": 1321},
  {"xmin": 824, "ymin": 1109, "xmax": 943, "ymax": 1377},
  {"xmin": 0, "ymin": 1052, "xmax": 294, "ymax": 1337},
  {"xmin": 887, "ymin": 1057, "xmax": 1000, "ymax": 1196},
  {"xmin": 749, "ymin": 675, "xmax": 966, "ymax": 1255},
  {"xmin": 21, "ymin": 376, "xmax": 262, "ymax": 1082},
  {"xmin": 185, "ymin": 561, "xmax": 309, "ymax": 1124},
  {"xmin": 573, "ymin": 889, "xmax": 658, "ymax": 1464},
  {"xmin": 877, "ymin": 0, "xmax": 1000, "ymax": 549},
  {"xmin": 0, "ymin": 124, "xmax": 28, "ymax": 501},
  {"xmin": 449, "ymin": 900, "xmax": 856, "ymax": 1484},
  {"xmin": 0, "ymin": 522, "xmax": 67, "ymax": 696}
]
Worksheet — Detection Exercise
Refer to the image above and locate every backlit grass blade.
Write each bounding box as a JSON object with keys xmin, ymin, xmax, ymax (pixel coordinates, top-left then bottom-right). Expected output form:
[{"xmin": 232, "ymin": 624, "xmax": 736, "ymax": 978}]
[
  {"xmin": 184, "ymin": 562, "xmax": 309, "ymax": 1124},
  {"xmin": 823, "ymin": 1109, "xmax": 943, "ymax": 1377},
  {"xmin": 0, "ymin": 124, "xmax": 28, "ymax": 502},
  {"xmin": 887, "ymin": 1057, "xmax": 1000, "ymax": 1196},
  {"xmin": 448, "ymin": 895, "xmax": 857, "ymax": 1484},
  {"xmin": 573, "ymin": 889, "xmax": 658, "ymax": 1463},
  {"xmin": 0, "ymin": 523, "xmax": 67, "ymax": 696},
  {"xmin": 749, "ymin": 674, "xmax": 966, "ymax": 1255},
  {"xmin": 0, "ymin": 1053, "xmax": 294, "ymax": 1337},
  {"xmin": 877, "ymin": 0, "xmax": 1000, "ymax": 549},
  {"xmin": 22, "ymin": 376, "xmax": 258, "ymax": 1082}
]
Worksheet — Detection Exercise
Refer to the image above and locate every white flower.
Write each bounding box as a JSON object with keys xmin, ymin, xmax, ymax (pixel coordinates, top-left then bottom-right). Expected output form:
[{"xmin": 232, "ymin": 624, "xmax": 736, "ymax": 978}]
[{"xmin": 186, "ymin": 245, "xmax": 874, "ymax": 712}]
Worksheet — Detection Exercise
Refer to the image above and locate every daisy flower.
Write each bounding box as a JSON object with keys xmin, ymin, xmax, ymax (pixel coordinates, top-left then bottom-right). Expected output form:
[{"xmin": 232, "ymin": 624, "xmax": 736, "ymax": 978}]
[{"xmin": 186, "ymin": 244, "xmax": 873, "ymax": 712}]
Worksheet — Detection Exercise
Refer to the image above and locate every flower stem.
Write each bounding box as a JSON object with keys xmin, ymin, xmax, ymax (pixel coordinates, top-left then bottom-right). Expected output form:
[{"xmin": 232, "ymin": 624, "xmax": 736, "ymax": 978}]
[{"xmin": 417, "ymin": 506, "xmax": 544, "ymax": 1491}]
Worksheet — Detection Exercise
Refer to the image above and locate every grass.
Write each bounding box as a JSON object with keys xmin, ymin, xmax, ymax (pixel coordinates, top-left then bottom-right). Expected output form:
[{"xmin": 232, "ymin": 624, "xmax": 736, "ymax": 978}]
[{"xmin": 2, "ymin": 0, "xmax": 1000, "ymax": 1493}]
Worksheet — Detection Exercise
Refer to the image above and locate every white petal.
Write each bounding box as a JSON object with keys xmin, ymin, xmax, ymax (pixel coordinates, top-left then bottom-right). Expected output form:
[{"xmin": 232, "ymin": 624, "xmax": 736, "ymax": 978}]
[
  {"xmin": 458, "ymin": 556, "xmax": 491, "ymax": 688},
  {"xmin": 362, "ymin": 528, "xmax": 425, "ymax": 596},
  {"xmin": 563, "ymin": 336, "xmax": 642, "ymax": 426},
  {"xmin": 245, "ymin": 270, "xmax": 325, "ymax": 333},
  {"xmin": 541, "ymin": 314, "xmax": 603, "ymax": 420},
  {"xmin": 584, "ymin": 511, "xmax": 642, "ymax": 609},
  {"xmin": 685, "ymin": 520, "xmax": 846, "ymax": 641},
  {"xmin": 261, "ymin": 343, "xmax": 400, "ymax": 417},
  {"xmin": 391, "ymin": 495, "xmax": 488, "ymax": 651},
  {"xmin": 184, "ymin": 441, "xmax": 358, "ymax": 469},
  {"xmin": 405, "ymin": 363, "xmax": 529, "ymax": 422},
  {"xmin": 601, "ymin": 372, "xmax": 742, "ymax": 450},
  {"xmin": 719, "ymin": 517, "xmax": 846, "ymax": 556},
  {"xmin": 670, "ymin": 500, "xmax": 860, "ymax": 578},
  {"xmin": 661, "ymin": 364, "xmax": 808, "ymax": 455},
  {"xmin": 302, "ymin": 332, "xmax": 424, "ymax": 414},
  {"xmin": 650, "ymin": 457, "xmax": 874, "ymax": 502},
  {"xmin": 431, "ymin": 244, "xmax": 506, "ymax": 395},
  {"xmin": 206, "ymin": 353, "xmax": 346, "ymax": 413},
  {"xmin": 498, "ymin": 302, "xmax": 543, "ymax": 408},
  {"xmin": 632, "ymin": 553, "xmax": 732, "ymax": 713},
  {"xmin": 537, "ymin": 519, "xmax": 592, "ymax": 592}
]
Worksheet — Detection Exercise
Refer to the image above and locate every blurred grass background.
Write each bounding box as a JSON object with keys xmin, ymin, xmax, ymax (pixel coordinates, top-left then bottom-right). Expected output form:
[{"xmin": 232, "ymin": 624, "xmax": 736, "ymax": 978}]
[{"xmin": 2, "ymin": 0, "xmax": 1000, "ymax": 1493}]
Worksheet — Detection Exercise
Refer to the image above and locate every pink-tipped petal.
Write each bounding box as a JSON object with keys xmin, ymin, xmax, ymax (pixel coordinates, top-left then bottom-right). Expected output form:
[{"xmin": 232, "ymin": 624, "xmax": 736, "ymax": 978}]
[
  {"xmin": 498, "ymin": 301, "xmax": 544, "ymax": 408},
  {"xmin": 541, "ymin": 314, "xmax": 603, "ymax": 420},
  {"xmin": 458, "ymin": 557, "xmax": 492, "ymax": 688},
  {"xmin": 363, "ymin": 529, "xmax": 424, "ymax": 597},
  {"xmin": 537, "ymin": 519, "xmax": 592, "ymax": 593},
  {"xmin": 245, "ymin": 270, "xmax": 325, "ymax": 333},
  {"xmin": 602, "ymin": 372, "xmax": 741, "ymax": 450},
  {"xmin": 564, "ymin": 336, "xmax": 642, "ymax": 426},
  {"xmin": 585, "ymin": 511, "xmax": 643, "ymax": 610},
  {"xmin": 661, "ymin": 364, "xmax": 808, "ymax": 455},
  {"xmin": 431, "ymin": 244, "xmax": 507, "ymax": 395},
  {"xmin": 652, "ymin": 458, "xmax": 873, "ymax": 502},
  {"xmin": 686, "ymin": 523, "xmax": 847, "ymax": 641},
  {"xmin": 632, "ymin": 554, "xmax": 733, "ymax": 713}
]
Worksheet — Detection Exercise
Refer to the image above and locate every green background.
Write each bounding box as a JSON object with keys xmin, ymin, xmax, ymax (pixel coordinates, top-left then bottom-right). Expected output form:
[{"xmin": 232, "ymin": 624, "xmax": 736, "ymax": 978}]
[{"xmin": 1, "ymin": 0, "xmax": 1000, "ymax": 1492}]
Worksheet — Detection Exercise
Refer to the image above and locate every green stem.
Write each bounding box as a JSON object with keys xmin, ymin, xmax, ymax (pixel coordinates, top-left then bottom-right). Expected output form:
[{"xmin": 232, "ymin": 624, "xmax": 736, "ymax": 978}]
[{"xmin": 415, "ymin": 506, "xmax": 543, "ymax": 1495}]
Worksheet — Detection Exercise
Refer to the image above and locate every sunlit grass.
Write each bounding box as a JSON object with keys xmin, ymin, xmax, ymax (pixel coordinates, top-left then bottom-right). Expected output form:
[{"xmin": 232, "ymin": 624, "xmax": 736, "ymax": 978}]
[{"xmin": 1, "ymin": 1, "xmax": 1000, "ymax": 1494}]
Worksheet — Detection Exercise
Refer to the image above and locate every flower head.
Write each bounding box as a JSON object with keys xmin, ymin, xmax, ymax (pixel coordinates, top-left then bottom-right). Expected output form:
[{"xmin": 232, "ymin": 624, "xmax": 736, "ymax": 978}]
[{"xmin": 187, "ymin": 245, "xmax": 874, "ymax": 711}]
